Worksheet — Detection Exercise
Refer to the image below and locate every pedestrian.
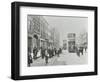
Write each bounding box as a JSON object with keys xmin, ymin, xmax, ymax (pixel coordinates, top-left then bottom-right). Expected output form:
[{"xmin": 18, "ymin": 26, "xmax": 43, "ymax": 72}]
[
  {"xmin": 47, "ymin": 47, "xmax": 51, "ymax": 58},
  {"xmin": 58, "ymin": 48, "xmax": 61, "ymax": 57},
  {"xmin": 80, "ymin": 47, "xmax": 83, "ymax": 55},
  {"xmin": 28, "ymin": 52, "xmax": 33, "ymax": 67},
  {"xmin": 37, "ymin": 48, "xmax": 41, "ymax": 58},
  {"xmin": 56, "ymin": 48, "xmax": 60, "ymax": 57},
  {"xmin": 76, "ymin": 47, "xmax": 80, "ymax": 57},
  {"xmin": 41, "ymin": 47, "xmax": 45, "ymax": 59},
  {"xmin": 59, "ymin": 48, "xmax": 62, "ymax": 54},
  {"xmin": 52, "ymin": 48, "xmax": 54, "ymax": 57},
  {"xmin": 28, "ymin": 47, "xmax": 33, "ymax": 66},
  {"xmin": 54, "ymin": 48, "xmax": 57, "ymax": 56},
  {"xmin": 33, "ymin": 46, "xmax": 38, "ymax": 60},
  {"xmin": 85, "ymin": 47, "xmax": 87, "ymax": 52},
  {"xmin": 45, "ymin": 49, "xmax": 49, "ymax": 65},
  {"xmin": 41, "ymin": 47, "xmax": 44, "ymax": 59}
]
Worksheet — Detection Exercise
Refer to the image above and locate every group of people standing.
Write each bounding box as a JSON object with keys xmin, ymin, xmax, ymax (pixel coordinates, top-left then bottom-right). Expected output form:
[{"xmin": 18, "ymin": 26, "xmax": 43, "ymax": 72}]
[
  {"xmin": 76, "ymin": 47, "xmax": 87, "ymax": 57},
  {"xmin": 28, "ymin": 46, "xmax": 62, "ymax": 66}
]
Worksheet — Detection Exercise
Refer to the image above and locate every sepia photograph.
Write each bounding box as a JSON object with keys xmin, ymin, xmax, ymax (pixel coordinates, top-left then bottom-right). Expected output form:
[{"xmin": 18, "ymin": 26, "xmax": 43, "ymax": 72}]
[{"xmin": 27, "ymin": 15, "xmax": 88, "ymax": 67}]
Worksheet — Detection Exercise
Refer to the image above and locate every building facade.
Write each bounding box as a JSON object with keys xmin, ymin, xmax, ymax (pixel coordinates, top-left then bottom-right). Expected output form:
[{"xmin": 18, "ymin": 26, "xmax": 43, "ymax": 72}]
[
  {"xmin": 28, "ymin": 15, "xmax": 41, "ymax": 52},
  {"xmin": 28, "ymin": 15, "xmax": 60, "ymax": 52}
]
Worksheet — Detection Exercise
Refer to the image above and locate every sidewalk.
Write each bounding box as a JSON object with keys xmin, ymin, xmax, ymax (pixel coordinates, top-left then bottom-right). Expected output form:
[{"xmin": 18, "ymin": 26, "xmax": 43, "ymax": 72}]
[
  {"xmin": 30, "ymin": 56, "xmax": 58, "ymax": 66},
  {"xmin": 30, "ymin": 55, "xmax": 66, "ymax": 66}
]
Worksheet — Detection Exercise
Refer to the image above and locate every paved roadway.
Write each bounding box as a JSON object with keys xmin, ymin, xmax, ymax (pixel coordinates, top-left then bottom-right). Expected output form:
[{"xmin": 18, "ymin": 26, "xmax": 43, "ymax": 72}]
[{"xmin": 30, "ymin": 50, "xmax": 88, "ymax": 67}]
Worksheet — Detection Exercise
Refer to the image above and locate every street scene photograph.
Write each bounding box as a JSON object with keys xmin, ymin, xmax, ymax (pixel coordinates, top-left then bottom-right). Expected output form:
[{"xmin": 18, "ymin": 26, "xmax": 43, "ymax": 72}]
[{"xmin": 27, "ymin": 15, "xmax": 88, "ymax": 67}]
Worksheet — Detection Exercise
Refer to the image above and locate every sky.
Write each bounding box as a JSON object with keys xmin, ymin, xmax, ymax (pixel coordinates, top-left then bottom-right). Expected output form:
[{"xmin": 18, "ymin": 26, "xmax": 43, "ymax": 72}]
[{"xmin": 43, "ymin": 15, "xmax": 88, "ymax": 46}]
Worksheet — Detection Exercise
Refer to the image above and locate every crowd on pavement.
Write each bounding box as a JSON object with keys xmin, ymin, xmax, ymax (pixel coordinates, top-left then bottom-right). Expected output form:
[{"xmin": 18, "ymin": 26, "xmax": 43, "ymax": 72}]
[
  {"xmin": 28, "ymin": 47, "xmax": 62, "ymax": 67},
  {"xmin": 76, "ymin": 46, "xmax": 87, "ymax": 57},
  {"xmin": 28, "ymin": 46, "xmax": 87, "ymax": 67}
]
